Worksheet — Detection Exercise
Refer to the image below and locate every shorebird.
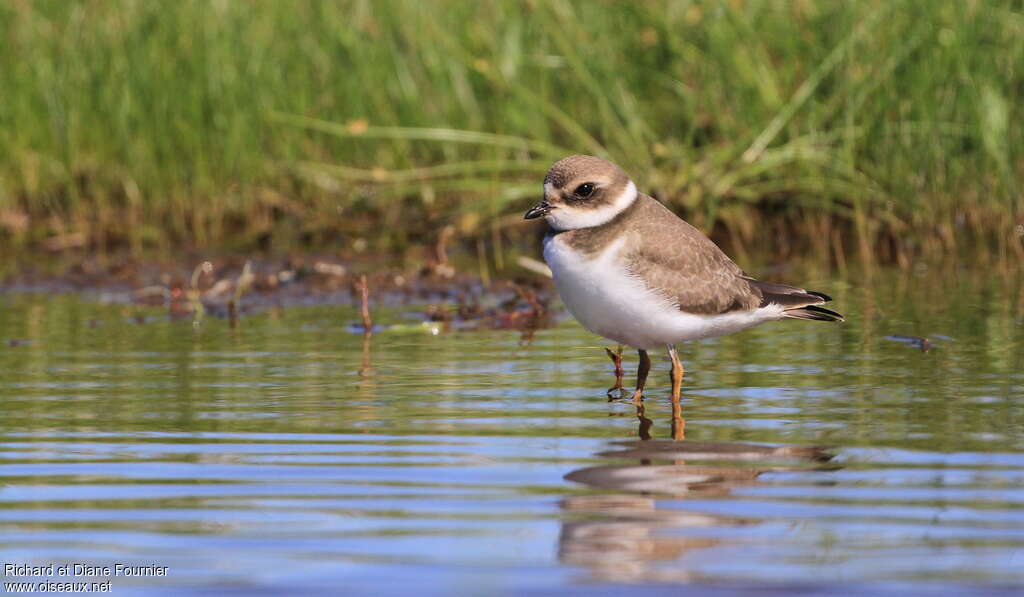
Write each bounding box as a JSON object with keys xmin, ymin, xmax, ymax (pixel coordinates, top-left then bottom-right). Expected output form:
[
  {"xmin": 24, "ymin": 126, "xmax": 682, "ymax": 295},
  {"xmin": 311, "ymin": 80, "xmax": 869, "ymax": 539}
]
[{"xmin": 524, "ymin": 155, "xmax": 842, "ymax": 404}]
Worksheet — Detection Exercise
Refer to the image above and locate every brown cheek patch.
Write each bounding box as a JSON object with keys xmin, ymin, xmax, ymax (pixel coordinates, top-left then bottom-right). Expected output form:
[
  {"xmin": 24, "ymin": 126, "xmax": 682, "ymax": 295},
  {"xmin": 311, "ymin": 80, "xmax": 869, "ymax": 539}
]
[
  {"xmin": 564, "ymin": 186, "xmax": 618, "ymax": 209},
  {"xmin": 570, "ymin": 193, "xmax": 608, "ymax": 209},
  {"xmin": 554, "ymin": 195, "xmax": 642, "ymax": 257}
]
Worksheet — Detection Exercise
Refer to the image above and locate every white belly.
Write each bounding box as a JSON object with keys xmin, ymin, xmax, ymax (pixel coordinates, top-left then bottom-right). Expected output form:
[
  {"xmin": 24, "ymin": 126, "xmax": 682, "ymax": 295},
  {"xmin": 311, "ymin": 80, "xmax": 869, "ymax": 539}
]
[{"xmin": 543, "ymin": 235, "xmax": 783, "ymax": 349}]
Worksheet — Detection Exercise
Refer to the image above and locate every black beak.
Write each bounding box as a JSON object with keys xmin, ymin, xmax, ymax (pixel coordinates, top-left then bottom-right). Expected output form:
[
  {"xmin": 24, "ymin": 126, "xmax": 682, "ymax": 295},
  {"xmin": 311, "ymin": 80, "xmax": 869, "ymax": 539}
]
[{"xmin": 524, "ymin": 201, "xmax": 552, "ymax": 220}]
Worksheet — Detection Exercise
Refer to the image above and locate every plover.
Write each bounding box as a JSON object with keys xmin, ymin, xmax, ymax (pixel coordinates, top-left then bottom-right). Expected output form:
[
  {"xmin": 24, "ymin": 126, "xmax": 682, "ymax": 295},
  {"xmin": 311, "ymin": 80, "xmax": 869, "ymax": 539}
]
[{"xmin": 524, "ymin": 155, "xmax": 842, "ymax": 403}]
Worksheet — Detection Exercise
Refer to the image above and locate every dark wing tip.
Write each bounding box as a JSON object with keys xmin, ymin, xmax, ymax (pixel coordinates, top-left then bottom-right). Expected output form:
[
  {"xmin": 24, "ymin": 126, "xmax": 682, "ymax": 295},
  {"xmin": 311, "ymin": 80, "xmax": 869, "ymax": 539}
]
[
  {"xmin": 748, "ymin": 279, "xmax": 832, "ymax": 306},
  {"xmin": 784, "ymin": 304, "xmax": 845, "ymax": 322}
]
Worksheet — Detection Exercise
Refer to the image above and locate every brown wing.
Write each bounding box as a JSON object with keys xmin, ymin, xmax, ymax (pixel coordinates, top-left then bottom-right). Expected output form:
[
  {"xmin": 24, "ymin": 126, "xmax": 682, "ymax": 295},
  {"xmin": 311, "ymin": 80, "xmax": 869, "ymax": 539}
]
[
  {"xmin": 622, "ymin": 195, "xmax": 842, "ymax": 319},
  {"xmin": 622, "ymin": 196, "xmax": 762, "ymax": 315}
]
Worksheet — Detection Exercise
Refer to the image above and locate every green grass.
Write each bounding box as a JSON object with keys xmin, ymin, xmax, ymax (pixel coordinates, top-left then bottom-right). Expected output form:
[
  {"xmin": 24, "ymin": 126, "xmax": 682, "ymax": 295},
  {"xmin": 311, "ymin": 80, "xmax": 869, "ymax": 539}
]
[{"xmin": 1, "ymin": 0, "xmax": 1022, "ymax": 264}]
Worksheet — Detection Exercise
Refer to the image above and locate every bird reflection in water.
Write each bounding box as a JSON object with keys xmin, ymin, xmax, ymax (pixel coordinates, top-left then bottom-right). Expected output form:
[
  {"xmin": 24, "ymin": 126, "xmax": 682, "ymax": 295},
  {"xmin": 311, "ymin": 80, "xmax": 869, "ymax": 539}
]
[
  {"xmin": 629, "ymin": 400, "xmax": 684, "ymax": 441},
  {"xmin": 559, "ymin": 408, "xmax": 835, "ymax": 583}
]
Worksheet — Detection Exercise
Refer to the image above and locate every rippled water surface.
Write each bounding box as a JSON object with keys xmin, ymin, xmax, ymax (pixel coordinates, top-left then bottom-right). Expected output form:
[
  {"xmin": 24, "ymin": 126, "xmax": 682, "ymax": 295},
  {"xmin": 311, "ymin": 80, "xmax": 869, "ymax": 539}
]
[{"xmin": 1, "ymin": 271, "xmax": 1022, "ymax": 595}]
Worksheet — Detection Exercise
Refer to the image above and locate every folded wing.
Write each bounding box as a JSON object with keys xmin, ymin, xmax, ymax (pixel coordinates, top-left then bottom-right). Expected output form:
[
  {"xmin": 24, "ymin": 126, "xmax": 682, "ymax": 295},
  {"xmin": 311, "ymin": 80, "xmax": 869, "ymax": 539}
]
[{"xmin": 622, "ymin": 195, "xmax": 842, "ymax": 321}]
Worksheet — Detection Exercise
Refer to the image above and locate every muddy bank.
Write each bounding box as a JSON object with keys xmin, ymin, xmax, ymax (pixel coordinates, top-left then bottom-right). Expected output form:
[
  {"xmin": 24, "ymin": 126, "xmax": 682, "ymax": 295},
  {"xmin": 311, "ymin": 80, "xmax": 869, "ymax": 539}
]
[{"xmin": 1, "ymin": 254, "xmax": 557, "ymax": 333}]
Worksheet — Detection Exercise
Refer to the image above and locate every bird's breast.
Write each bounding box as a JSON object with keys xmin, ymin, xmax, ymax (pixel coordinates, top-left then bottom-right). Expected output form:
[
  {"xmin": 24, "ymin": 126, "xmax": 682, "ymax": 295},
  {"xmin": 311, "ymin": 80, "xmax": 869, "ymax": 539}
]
[{"xmin": 542, "ymin": 234, "xmax": 679, "ymax": 348}]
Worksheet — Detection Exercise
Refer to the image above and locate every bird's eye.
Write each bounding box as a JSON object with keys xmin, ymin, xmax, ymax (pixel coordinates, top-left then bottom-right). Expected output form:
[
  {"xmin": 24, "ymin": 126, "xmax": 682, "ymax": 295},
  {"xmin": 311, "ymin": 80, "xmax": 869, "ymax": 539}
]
[{"xmin": 574, "ymin": 183, "xmax": 595, "ymax": 198}]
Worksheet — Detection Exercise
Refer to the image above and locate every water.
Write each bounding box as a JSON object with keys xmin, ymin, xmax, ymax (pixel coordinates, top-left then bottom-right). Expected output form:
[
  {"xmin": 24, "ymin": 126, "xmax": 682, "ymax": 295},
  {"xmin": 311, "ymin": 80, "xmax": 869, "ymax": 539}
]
[{"xmin": 1, "ymin": 270, "xmax": 1022, "ymax": 595}]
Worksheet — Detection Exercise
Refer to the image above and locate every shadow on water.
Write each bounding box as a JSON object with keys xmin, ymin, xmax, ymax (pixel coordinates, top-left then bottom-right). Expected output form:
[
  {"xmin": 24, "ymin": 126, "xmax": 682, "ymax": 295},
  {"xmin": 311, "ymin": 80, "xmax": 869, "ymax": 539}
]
[{"xmin": 560, "ymin": 405, "xmax": 836, "ymax": 583}]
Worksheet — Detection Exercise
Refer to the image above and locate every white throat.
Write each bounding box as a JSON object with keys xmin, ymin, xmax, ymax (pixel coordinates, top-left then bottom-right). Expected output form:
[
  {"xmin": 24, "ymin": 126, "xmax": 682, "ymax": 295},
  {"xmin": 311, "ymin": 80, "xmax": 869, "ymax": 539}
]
[{"xmin": 545, "ymin": 181, "xmax": 637, "ymax": 231}]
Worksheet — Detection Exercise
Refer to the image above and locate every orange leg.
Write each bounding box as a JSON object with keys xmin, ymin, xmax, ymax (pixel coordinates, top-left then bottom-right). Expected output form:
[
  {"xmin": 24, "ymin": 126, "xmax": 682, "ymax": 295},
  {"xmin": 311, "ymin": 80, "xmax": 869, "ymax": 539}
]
[
  {"xmin": 630, "ymin": 349, "xmax": 651, "ymax": 403},
  {"xmin": 605, "ymin": 345, "xmax": 626, "ymax": 400},
  {"xmin": 668, "ymin": 345, "xmax": 686, "ymax": 440}
]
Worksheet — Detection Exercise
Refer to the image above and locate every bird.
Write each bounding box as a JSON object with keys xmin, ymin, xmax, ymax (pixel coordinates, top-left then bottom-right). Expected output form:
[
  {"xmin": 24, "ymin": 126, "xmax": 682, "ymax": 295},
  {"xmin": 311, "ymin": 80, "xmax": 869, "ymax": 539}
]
[{"xmin": 524, "ymin": 155, "xmax": 842, "ymax": 404}]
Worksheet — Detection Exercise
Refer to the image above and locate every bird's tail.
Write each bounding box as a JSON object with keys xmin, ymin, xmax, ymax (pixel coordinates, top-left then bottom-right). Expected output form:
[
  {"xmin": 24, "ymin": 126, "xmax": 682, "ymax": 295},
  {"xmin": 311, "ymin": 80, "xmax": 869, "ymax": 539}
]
[
  {"xmin": 745, "ymin": 278, "xmax": 845, "ymax": 323},
  {"xmin": 782, "ymin": 304, "xmax": 845, "ymax": 322}
]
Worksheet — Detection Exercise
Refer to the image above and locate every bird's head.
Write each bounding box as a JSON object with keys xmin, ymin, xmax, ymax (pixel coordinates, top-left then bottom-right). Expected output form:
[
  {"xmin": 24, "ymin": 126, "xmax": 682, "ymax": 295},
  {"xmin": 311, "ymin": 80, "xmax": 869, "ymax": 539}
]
[{"xmin": 524, "ymin": 155, "xmax": 637, "ymax": 230}]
